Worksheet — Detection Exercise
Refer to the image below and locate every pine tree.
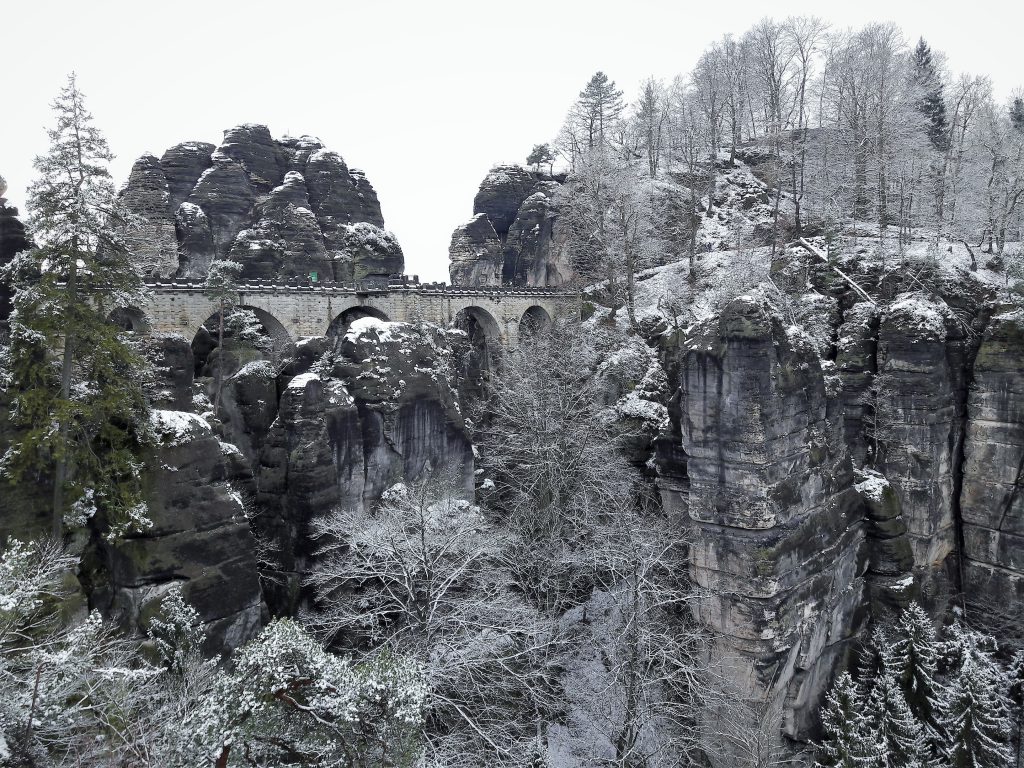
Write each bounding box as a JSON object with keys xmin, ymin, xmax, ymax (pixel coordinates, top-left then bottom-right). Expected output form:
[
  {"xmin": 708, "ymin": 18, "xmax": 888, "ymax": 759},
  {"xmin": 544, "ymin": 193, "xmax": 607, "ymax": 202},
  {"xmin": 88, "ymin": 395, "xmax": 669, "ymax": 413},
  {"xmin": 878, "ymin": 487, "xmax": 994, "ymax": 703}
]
[
  {"xmin": 527, "ymin": 143, "xmax": 555, "ymax": 174},
  {"xmin": 858, "ymin": 627, "xmax": 893, "ymax": 699},
  {"xmin": 864, "ymin": 671, "xmax": 925, "ymax": 768},
  {"xmin": 0, "ymin": 73, "xmax": 150, "ymax": 539},
  {"xmin": 577, "ymin": 71, "xmax": 625, "ymax": 151},
  {"xmin": 1011, "ymin": 98, "xmax": 1024, "ymax": 134},
  {"xmin": 939, "ymin": 655, "xmax": 1012, "ymax": 768},
  {"xmin": 911, "ymin": 38, "xmax": 949, "ymax": 151},
  {"xmin": 890, "ymin": 604, "xmax": 945, "ymax": 757},
  {"xmin": 817, "ymin": 672, "xmax": 878, "ymax": 768}
]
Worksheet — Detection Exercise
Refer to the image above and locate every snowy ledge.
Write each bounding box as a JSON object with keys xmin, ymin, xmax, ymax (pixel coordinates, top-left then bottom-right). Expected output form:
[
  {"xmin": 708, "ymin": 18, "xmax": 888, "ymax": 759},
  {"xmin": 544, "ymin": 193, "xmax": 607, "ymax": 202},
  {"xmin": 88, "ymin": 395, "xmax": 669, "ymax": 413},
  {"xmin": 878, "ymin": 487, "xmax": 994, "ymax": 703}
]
[{"xmin": 150, "ymin": 409, "xmax": 213, "ymax": 447}]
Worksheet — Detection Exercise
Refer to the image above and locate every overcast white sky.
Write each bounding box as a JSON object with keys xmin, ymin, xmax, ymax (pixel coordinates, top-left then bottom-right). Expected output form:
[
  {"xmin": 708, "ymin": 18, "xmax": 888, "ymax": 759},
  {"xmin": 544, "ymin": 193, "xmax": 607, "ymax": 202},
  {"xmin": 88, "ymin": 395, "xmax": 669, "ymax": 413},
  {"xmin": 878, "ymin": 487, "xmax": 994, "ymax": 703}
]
[{"xmin": 2, "ymin": 0, "xmax": 1020, "ymax": 281}]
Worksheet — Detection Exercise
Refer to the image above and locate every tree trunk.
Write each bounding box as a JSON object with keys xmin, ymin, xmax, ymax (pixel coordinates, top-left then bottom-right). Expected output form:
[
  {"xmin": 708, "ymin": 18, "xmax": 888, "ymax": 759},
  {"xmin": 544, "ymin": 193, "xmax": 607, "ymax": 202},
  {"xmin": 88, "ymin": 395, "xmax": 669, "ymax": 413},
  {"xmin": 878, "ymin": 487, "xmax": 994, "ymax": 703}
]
[
  {"xmin": 52, "ymin": 255, "xmax": 78, "ymax": 539},
  {"xmin": 214, "ymin": 299, "xmax": 225, "ymax": 412}
]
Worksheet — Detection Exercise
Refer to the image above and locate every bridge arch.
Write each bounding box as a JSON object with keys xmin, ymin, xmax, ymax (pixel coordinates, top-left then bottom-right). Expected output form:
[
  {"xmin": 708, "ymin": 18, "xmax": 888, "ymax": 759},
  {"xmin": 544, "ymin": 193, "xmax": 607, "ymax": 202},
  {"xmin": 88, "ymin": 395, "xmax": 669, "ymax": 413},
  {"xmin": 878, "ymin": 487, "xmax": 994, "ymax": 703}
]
[
  {"xmin": 453, "ymin": 305, "xmax": 501, "ymax": 342},
  {"xmin": 192, "ymin": 304, "xmax": 293, "ymax": 375},
  {"xmin": 327, "ymin": 305, "xmax": 391, "ymax": 344},
  {"xmin": 108, "ymin": 306, "xmax": 151, "ymax": 333},
  {"xmin": 519, "ymin": 305, "xmax": 552, "ymax": 336}
]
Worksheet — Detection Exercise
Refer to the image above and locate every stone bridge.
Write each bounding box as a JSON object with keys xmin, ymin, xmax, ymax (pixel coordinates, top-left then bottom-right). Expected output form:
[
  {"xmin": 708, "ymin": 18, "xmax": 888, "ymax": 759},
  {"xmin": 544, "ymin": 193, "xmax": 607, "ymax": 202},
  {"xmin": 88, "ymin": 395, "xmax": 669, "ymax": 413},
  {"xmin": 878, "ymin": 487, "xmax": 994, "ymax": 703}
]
[{"xmin": 137, "ymin": 278, "xmax": 580, "ymax": 349}]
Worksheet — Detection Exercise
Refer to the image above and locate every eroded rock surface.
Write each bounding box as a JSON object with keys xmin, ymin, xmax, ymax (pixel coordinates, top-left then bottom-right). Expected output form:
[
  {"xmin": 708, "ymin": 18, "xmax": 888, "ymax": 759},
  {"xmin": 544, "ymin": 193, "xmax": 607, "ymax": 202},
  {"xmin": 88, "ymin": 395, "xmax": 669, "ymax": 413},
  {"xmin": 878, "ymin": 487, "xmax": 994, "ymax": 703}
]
[
  {"xmin": 119, "ymin": 125, "xmax": 402, "ymax": 281},
  {"xmin": 961, "ymin": 310, "xmax": 1024, "ymax": 614},
  {"xmin": 664, "ymin": 293, "xmax": 865, "ymax": 742},
  {"xmin": 449, "ymin": 165, "xmax": 571, "ymax": 287}
]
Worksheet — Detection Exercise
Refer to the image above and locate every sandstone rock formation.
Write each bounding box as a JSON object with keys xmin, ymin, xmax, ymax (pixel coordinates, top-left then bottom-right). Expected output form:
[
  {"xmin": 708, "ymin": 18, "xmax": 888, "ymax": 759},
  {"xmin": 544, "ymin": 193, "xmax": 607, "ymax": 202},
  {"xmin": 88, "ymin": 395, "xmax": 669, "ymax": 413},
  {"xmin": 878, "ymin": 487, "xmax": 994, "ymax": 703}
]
[
  {"xmin": 99, "ymin": 409, "xmax": 264, "ymax": 654},
  {"xmin": 220, "ymin": 319, "xmax": 476, "ymax": 615},
  {"xmin": 449, "ymin": 213, "xmax": 503, "ymax": 286},
  {"xmin": 662, "ymin": 292, "xmax": 864, "ymax": 741},
  {"xmin": 120, "ymin": 154, "xmax": 179, "ymax": 277},
  {"xmin": 120, "ymin": 125, "xmax": 403, "ymax": 282},
  {"xmin": 0, "ymin": 186, "xmax": 30, "ymax": 328},
  {"xmin": 961, "ymin": 309, "xmax": 1024, "ymax": 616},
  {"xmin": 448, "ymin": 165, "xmax": 570, "ymax": 287}
]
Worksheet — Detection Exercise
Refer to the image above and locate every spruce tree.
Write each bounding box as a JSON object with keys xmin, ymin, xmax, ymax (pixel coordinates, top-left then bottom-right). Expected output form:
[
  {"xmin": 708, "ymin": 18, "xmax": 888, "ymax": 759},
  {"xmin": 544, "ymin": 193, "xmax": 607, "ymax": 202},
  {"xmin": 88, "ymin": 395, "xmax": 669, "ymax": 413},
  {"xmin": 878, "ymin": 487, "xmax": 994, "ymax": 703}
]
[
  {"xmin": 890, "ymin": 604, "xmax": 944, "ymax": 757},
  {"xmin": 911, "ymin": 38, "xmax": 949, "ymax": 151},
  {"xmin": 1011, "ymin": 98, "xmax": 1024, "ymax": 134},
  {"xmin": 939, "ymin": 656, "xmax": 1012, "ymax": 768},
  {"xmin": 864, "ymin": 671, "xmax": 925, "ymax": 768},
  {"xmin": 817, "ymin": 672, "xmax": 878, "ymax": 768},
  {"xmin": 0, "ymin": 74, "xmax": 151, "ymax": 539},
  {"xmin": 1007, "ymin": 651, "xmax": 1024, "ymax": 768}
]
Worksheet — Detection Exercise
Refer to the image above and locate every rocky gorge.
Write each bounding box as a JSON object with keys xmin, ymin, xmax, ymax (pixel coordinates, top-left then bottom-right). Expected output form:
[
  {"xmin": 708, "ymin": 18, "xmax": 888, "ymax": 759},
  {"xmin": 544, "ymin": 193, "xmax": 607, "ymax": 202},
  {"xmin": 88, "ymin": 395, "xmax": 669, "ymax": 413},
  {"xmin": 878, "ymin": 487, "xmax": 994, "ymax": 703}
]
[{"xmin": 1, "ymin": 128, "xmax": 1022, "ymax": 762}]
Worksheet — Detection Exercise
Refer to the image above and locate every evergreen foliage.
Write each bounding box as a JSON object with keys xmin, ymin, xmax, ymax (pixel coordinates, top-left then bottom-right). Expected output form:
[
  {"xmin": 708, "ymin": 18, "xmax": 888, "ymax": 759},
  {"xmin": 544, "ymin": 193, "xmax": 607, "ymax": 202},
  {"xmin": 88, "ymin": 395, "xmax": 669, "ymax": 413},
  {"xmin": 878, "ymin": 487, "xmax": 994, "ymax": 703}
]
[
  {"xmin": 890, "ymin": 604, "xmax": 945, "ymax": 756},
  {"xmin": 938, "ymin": 656, "xmax": 1012, "ymax": 768},
  {"xmin": 815, "ymin": 672, "xmax": 877, "ymax": 768},
  {"xmin": 864, "ymin": 671, "xmax": 925, "ymax": 768},
  {"xmin": 818, "ymin": 605, "xmax": 1019, "ymax": 768},
  {"xmin": 0, "ymin": 73, "xmax": 151, "ymax": 539},
  {"xmin": 527, "ymin": 143, "xmax": 555, "ymax": 173},
  {"xmin": 1010, "ymin": 98, "xmax": 1024, "ymax": 134},
  {"xmin": 911, "ymin": 38, "xmax": 949, "ymax": 151}
]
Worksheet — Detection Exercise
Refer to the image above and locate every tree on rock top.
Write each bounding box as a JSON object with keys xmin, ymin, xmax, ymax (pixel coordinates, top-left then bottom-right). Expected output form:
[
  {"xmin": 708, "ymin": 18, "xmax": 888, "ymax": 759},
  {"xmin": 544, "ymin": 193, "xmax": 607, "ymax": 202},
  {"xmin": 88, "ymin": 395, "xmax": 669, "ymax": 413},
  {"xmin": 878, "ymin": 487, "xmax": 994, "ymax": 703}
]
[{"xmin": 0, "ymin": 73, "xmax": 151, "ymax": 540}]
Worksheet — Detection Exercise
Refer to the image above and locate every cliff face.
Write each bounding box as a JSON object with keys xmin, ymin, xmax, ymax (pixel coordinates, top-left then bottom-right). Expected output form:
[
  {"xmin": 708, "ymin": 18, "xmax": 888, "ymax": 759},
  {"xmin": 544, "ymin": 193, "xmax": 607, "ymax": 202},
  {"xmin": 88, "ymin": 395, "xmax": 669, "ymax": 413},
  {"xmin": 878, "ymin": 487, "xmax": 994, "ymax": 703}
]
[
  {"xmin": 960, "ymin": 310, "xmax": 1024, "ymax": 622},
  {"xmin": 647, "ymin": 233, "xmax": 1022, "ymax": 751},
  {"xmin": 448, "ymin": 165, "xmax": 571, "ymax": 287},
  {"xmin": 663, "ymin": 293, "xmax": 864, "ymax": 741},
  {"xmin": 0, "ymin": 181, "xmax": 30, "ymax": 329},
  {"xmin": 120, "ymin": 124, "xmax": 403, "ymax": 281},
  {"xmin": 217, "ymin": 319, "xmax": 474, "ymax": 615}
]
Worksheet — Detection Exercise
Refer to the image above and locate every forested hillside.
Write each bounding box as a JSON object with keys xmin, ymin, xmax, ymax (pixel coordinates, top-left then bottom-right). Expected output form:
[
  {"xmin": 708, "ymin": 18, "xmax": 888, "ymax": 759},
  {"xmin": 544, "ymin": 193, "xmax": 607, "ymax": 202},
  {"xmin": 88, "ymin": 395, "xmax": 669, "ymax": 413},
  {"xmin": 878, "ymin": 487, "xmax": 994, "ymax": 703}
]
[{"xmin": 1, "ymin": 15, "xmax": 1023, "ymax": 768}]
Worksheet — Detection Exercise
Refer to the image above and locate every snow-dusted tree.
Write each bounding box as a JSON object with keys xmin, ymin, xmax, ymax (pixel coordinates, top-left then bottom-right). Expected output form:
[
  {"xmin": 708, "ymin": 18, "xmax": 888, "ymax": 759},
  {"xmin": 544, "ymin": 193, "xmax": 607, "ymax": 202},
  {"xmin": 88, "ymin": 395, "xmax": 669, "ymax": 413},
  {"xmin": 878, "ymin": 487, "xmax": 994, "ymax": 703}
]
[
  {"xmin": 635, "ymin": 77, "xmax": 669, "ymax": 177},
  {"xmin": 0, "ymin": 538, "xmax": 174, "ymax": 765},
  {"xmin": 527, "ymin": 143, "xmax": 555, "ymax": 174},
  {"xmin": 890, "ymin": 603, "xmax": 945, "ymax": 760},
  {"xmin": 203, "ymin": 259, "xmax": 242, "ymax": 410},
  {"xmin": 557, "ymin": 72, "xmax": 626, "ymax": 168},
  {"xmin": 307, "ymin": 471, "xmax": 557, "ymax": 767},
  {"xmin": 815, "ymin": 672, "xmax": 878, "ymax": 768},
  {"xmin": 0, "ymin": 73, "xmax": 151, "ymax": 540},
  {"xmin": 976, "ymin": 94, "xmax": 1024, "ymax": 259},
  {"xmin": 863, "ymin": 670, "xmax": 925, "ymax": 768},
  {"xmin": 188, "ymin": 619, "xmax": 425, "ymax": 768},
  {"xmin": 783, "ymin": 16, "xmax": 828, "ymax": 237},
  {"xmin": 938, "ymin": 654, "xmax": 1012, "ymax": 768},
  {"xmin": 474, "ymin": 320, "xmax": 635, "ymax": 548},
  {"xmin": 560, "ymin": 147, "xmax": 665, "ymax": 328},
  {"xmin": 910, "ymin": 38, "xmax": 948, "ymax": 152},
  {"xmin": 1007, "ymin": 650, "xmax": 1024, "ymax": 768}
]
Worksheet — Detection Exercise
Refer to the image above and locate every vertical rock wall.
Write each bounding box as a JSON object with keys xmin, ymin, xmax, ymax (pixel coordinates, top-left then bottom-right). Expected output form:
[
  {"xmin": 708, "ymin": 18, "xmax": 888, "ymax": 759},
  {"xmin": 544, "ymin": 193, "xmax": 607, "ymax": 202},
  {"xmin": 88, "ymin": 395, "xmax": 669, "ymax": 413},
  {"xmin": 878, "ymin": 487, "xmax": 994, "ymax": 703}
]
[
  {"xmin": 672, "ymin": 294, "xmax": 865, "ymax": 742},
  {"xmin": 960, "ymin": 310, "xmax": 1024, "ymax": 619}
]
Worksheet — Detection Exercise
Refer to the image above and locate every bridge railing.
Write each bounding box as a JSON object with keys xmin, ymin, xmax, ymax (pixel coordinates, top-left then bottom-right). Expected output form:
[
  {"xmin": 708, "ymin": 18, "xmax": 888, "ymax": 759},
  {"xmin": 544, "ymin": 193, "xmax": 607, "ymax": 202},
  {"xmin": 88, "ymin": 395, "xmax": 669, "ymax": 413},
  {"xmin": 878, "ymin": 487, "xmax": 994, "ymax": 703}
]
[{"xmin": 143, "ymin": 276, "xmax": 578, "ymax": 297}]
